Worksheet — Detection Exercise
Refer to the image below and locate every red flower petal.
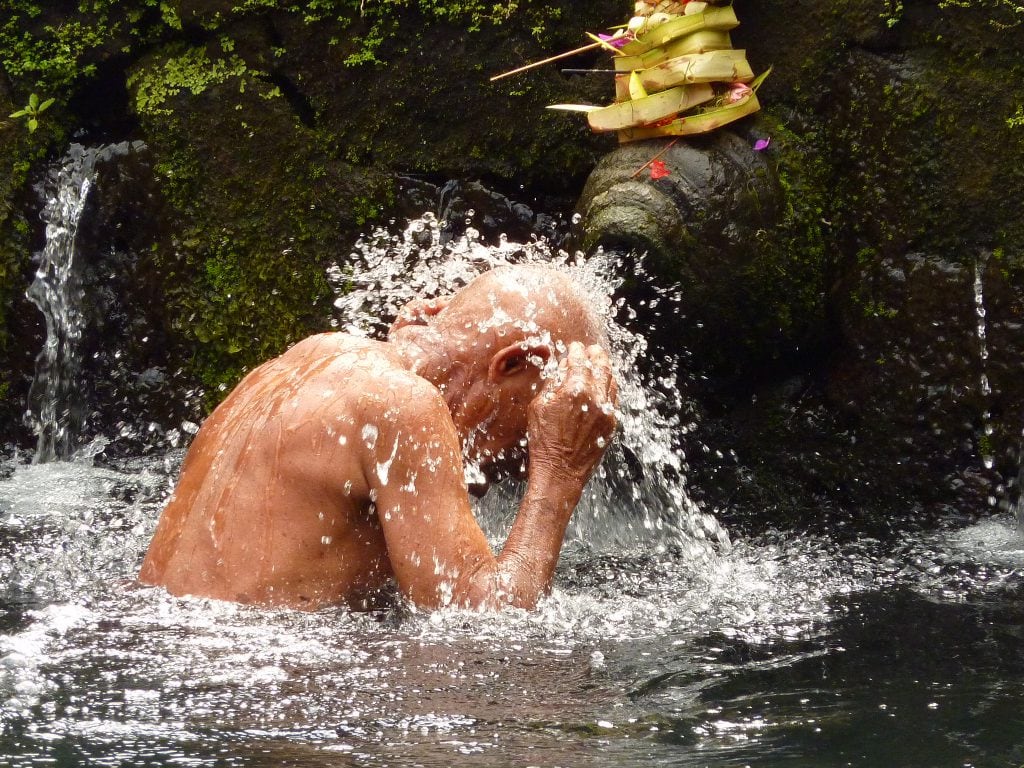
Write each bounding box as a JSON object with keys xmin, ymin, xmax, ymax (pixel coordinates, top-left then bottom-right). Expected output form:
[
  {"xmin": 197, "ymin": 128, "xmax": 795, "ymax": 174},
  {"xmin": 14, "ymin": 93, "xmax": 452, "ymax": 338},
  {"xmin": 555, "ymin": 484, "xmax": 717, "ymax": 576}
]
[{"xmin": 649, "ymin": 159, "xmax": 671, "ymax": 179}]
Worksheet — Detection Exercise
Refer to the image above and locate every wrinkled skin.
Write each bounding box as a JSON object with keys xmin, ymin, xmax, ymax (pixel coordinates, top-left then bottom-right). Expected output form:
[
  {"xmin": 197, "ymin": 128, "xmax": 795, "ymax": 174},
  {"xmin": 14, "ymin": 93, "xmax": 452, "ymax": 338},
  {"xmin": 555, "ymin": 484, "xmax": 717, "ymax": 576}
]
[{"xmin": 139, "ymin": 266, "xmax": 618, "ymax": 611}]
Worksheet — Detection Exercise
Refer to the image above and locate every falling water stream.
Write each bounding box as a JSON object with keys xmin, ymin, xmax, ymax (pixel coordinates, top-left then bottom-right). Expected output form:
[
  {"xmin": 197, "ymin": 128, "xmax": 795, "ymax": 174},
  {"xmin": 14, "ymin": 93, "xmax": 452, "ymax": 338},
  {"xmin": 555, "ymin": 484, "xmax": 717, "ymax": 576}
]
[
  {"xmin": 24, "ymin": 142, "xmax": 142, "ymax": 463},
  {"xmin": 973, "ymin": 256, "xmax": 995, "ymax": 476},
  {"xmin": 23, "ymin": 145, "xmax": 100, "ymax": 462},
  {"xmin": 1, "ymin": 188, "xmax": 1024, "ymax": 766}
]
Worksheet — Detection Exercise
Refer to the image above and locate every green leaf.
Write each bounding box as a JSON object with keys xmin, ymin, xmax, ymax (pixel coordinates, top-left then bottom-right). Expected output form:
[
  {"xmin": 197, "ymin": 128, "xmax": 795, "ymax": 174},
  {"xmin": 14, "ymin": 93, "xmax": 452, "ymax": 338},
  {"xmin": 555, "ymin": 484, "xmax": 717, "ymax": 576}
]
[
  {"xmin": 29, "ymin": 93, "xmax": 39, "ymax": 109},
  {"xmin": 38, "ymin": 98, "xmax": 55, "ymax": 112},
  {"xmin": 9, "ymin": 109, "xmax": 28, "ymax": 118},
  {"xmin": 750, "ymin": 66, "xmax": 773, "ymax": 93},
  {"xmin": 28, "ymin": 118, "xmax": 38, "ymax": 133}
]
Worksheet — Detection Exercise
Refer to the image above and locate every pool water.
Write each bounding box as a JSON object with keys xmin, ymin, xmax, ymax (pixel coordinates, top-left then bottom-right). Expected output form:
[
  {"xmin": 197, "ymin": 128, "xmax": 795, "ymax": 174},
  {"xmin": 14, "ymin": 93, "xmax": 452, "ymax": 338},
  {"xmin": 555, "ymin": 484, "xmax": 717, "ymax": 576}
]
[{"xmin": 1, "ymin": 449, "xmax": 1022, "ymax": 767}]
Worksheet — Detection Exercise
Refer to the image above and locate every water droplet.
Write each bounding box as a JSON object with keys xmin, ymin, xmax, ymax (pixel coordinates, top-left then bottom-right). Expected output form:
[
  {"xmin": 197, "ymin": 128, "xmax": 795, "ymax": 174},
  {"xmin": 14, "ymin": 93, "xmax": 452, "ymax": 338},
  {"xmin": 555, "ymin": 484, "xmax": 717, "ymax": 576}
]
[{"xmin": 376, "ymin": 436, "xmax": 400, "ymax": 485}]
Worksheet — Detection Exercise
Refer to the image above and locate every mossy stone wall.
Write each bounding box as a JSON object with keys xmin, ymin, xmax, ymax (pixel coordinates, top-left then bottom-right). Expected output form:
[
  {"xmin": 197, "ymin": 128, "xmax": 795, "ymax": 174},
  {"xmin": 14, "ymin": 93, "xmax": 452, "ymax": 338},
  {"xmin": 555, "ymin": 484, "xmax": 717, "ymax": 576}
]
[
  {"xmin": 1, "ymin": 0, "xmax": 1022, "ymax": 520},
  {"xmin": 690, "ymin": 0, "xmax": 1024, "ymax": 523},
  {"xmin": 0, "ymin": 0, "xmax": 623, "ymax": 426}
]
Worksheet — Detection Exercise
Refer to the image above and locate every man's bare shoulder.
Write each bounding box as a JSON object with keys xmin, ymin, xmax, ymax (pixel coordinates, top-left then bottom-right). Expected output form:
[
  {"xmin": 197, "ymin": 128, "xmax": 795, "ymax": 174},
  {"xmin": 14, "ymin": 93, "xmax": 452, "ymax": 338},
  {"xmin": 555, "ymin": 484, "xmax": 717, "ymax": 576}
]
[
  {"xmin": 278, "ymin": 333, "xmax": 447, "ymax": 420},
  {"xmin": 351, "ymin": 361, "xmax": 449, "ymax": 421}
]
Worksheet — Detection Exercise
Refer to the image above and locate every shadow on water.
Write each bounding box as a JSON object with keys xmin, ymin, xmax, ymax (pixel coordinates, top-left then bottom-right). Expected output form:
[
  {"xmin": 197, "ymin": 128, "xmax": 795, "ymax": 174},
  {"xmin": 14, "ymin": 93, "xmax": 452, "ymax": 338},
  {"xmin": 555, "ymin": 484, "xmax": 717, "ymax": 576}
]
[{"xmin": 635, "ymin": 589, "xmax": 1024, "ymax": 768}]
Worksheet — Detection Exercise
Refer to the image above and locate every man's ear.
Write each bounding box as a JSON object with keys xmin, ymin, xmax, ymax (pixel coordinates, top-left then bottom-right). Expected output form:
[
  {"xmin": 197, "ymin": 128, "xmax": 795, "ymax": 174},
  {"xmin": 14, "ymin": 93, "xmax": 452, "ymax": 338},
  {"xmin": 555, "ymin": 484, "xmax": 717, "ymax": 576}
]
[{"xmin": 488, "ymin": 343, "xmax": 551, "ymax": 383}]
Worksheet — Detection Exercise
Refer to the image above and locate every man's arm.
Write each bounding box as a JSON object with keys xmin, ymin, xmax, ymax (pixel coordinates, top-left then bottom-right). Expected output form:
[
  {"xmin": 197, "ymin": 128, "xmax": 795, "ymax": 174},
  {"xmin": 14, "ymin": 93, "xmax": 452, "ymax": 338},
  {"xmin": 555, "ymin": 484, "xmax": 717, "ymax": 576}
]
[{"xmin": 365, "ymin": 343, "xmax": 616, "ymax": 610}]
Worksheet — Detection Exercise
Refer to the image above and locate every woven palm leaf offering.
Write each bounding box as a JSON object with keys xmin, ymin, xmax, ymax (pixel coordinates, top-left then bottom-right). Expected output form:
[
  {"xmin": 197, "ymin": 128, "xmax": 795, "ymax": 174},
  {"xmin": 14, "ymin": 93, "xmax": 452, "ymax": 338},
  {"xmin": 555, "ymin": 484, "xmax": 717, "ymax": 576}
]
[{"xmin": 541, "ymin": 1, "xmax": 768, "ymax": 143}]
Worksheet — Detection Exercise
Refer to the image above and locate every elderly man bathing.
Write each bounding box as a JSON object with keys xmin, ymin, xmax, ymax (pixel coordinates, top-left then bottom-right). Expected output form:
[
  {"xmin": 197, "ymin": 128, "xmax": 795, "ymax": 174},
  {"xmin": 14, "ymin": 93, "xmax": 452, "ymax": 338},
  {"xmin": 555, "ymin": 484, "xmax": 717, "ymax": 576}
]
[{"xmin": 139, "ymin": 265, "xmax": 618, "ymax": 611}]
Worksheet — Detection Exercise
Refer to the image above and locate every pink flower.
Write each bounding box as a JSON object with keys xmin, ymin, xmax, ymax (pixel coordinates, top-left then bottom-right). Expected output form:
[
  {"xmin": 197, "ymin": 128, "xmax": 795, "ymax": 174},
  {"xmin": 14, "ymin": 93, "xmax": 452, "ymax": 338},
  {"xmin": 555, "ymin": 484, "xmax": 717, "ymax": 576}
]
[
  {"xmin": 598, "ymin": 32, "xmax": 631, "ymax": 49},
  {"xmin": 725, "ymin": 82, "xmax": 752, "ymax": 104},
  {"xmin": 753, "ymin": 137, "xmax": 771, "ymax": 151}
]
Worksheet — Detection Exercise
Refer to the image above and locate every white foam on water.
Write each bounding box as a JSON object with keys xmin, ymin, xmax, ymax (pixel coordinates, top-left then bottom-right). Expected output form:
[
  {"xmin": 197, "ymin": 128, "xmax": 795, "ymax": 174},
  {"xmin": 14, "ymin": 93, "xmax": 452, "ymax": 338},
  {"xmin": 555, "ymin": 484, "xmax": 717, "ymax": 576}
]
[
  {"xmin": 1, "ymin": 449, "xmax": 1019, "ymax": 766},
  {"xmin": 0, "ymin": 603, "xmax": 96, "ymax": 714},
  {"xmin": 944, "ymin": 515, "xmax": 1024, "ymax": 567}
]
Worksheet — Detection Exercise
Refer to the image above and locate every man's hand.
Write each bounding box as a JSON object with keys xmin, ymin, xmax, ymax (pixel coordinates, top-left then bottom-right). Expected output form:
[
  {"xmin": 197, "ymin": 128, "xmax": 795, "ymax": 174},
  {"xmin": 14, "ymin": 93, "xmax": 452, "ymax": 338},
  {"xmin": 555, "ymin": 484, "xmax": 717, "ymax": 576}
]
[{"xmin": 527, "ymin": 342, "xmax": 618, "ymax": 485}]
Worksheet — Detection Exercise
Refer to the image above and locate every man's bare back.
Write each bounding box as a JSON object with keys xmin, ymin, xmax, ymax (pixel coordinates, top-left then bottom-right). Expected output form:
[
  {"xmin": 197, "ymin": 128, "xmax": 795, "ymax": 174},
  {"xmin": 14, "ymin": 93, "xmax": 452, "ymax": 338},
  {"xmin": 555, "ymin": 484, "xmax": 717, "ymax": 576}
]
[
  {"xmin": 139, "ymin": 266, "xmax": 617, "ymax": 611},
  {"xmin": 140, "ymin": 335, "xmax": 412, "ymax": 608}
]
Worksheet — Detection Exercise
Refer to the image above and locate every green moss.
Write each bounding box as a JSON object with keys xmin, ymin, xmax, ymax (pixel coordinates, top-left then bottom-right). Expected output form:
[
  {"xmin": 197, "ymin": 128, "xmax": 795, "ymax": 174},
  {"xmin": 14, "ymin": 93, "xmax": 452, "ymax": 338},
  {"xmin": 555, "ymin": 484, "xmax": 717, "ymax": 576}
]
[
  {"xmin": 219, "ymin": 0, "xmax": 565, "ymax": 66},
  {"xmin": 1008, "ymin": 104, "xmax": 1024, "ymax": 128},
  {"xmin": 0, "ymin": 0, "xmax": 172, "ymax": 94},
  {"xmin": 0, "ymin": 87, "xmax": 36, "ymax": 430},
  {"xmin": 126, "ymin": 40, "xmax": 399, "ymax": 408},
  {"xmin": 978, "ymin": 432, "xmax": 995, "ymax": 458},
  {"xmin": 737, "ymin": 113, "xmax": 832, "ymax": 354},
  {"xmin": 127, "ymin": 44, "xmax": 255, "ymax": 115},
  {"xmin": 938, "ymin": 0, "xmax": 1023, "ymax": 31}
]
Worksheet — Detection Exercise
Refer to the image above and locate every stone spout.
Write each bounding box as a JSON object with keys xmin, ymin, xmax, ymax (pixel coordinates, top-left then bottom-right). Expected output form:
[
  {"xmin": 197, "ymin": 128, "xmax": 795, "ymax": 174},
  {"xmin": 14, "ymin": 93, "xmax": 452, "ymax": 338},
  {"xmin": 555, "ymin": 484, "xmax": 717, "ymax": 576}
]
[{"xmin": 575, "ymin": 129, "xmax": 804, "ymax": 374}]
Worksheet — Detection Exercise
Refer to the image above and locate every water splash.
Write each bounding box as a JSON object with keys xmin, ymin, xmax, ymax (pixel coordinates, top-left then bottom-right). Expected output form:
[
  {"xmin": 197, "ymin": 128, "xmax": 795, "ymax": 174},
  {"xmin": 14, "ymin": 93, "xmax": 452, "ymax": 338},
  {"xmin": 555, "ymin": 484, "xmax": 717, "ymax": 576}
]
[
  {"xmin": 327, "ymin": 213, "xmax": 729, "ymax": 557},
  {"xmin": 1015, "ymin": 429, "xmax": 1024, "ymax": 531}
]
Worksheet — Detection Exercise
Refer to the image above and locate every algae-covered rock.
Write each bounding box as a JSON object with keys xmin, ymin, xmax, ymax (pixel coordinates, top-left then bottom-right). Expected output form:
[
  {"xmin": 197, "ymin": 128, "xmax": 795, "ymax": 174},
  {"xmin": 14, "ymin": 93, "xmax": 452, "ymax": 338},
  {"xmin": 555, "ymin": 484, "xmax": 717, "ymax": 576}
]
[
  {"xmin": 685, "ymin": 0, "xmax": 1024, "ymax": 520},
  {"xmin": 0, "ymin": 77, "xmax": 48, "ymax": 445},
  {"xmin": 576, "ymin": 124, "xmax": 831, "ymax": 376},
  {"xmin": 0, "ymin": 0, "xmax": 625, "ymax": 432},
  {"xmin": 568, "ymin": 1, "xmax": 1024, "ymax": 520}
]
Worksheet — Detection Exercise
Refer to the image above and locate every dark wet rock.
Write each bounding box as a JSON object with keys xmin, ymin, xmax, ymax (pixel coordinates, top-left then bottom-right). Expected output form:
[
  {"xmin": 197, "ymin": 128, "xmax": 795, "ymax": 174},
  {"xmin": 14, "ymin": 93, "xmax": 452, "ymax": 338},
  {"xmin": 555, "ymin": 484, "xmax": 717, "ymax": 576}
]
[
  {"xmin": 0, "ymin": 76, "xmax": 38, "ymax": 444},
  {"xmin": 576, "ymin": 128, "xmax": 816, "ymax": 374},
  {"xmin": 392, "ymin": 177, "xmax": 573, "ymax": 247},
  {"xmin": 578, "ymin": 131, "xmax": 781, "ymax": 261},
  {"xmin": 587, "ymin": 2, "xmax": 1024, "ymax": 521},
  {"xmin": 682, "ymin": 1, "xmax": 1024, "ymax": 523},
  {"xmin": 830, "ymin": 251, "xmax": 1023, "ymax": 507}
]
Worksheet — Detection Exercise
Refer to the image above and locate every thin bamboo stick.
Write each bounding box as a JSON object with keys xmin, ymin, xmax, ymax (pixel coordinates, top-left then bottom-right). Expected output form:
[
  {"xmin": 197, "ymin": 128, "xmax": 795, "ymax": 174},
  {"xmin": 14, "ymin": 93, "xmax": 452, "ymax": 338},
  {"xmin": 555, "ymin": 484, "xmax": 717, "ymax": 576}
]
[{"xmin": 490, "ymin": 42, "xmax": 604, "ymax": 82}]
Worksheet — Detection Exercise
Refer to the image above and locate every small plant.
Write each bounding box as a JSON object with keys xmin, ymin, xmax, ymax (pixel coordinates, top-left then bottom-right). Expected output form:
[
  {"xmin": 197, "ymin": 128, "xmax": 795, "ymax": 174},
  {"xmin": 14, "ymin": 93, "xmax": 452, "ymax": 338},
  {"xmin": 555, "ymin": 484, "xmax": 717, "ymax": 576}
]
[
  {"xmin": 881, "ymin": 0, "xmax": 905, "ymax": 28},
  {"xmin": 1008, "ymin": 104, "xmax": 1024, "ymax": 129},
  {"xmin": 9, "ymin": 93, "xmax": 55, "ymax": 133}
]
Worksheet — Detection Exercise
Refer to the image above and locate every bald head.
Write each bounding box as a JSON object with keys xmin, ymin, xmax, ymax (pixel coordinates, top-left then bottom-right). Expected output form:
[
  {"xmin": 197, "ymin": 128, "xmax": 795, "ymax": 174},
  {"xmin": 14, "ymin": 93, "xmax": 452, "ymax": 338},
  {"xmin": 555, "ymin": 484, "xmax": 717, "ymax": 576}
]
[
  {"xmin": 385, "ymin": 264, "xmax": 613, "ymax": 473},
  {"xmin": 435, "ymin": 265, "xmax": 607, "ymax": 366}
]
